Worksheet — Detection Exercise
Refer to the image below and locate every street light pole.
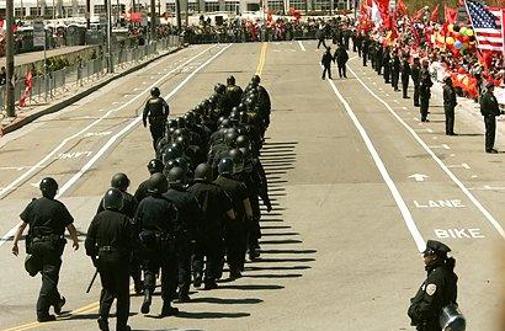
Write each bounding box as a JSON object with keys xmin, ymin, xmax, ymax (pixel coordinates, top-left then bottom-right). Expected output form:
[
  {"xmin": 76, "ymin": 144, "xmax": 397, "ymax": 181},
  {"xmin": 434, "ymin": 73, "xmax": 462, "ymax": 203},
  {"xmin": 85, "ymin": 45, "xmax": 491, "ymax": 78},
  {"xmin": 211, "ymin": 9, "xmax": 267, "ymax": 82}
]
[
  {"xmin": 106, "ymin": 0, "xmax": 114, "ymax": 73},
  {"xmin": 151, "ymin": 0, "xmax": 156, "ymax": 39},
  {"xmin": 5, "ymin": 0, "xmax": 15, "ymax": 117}
]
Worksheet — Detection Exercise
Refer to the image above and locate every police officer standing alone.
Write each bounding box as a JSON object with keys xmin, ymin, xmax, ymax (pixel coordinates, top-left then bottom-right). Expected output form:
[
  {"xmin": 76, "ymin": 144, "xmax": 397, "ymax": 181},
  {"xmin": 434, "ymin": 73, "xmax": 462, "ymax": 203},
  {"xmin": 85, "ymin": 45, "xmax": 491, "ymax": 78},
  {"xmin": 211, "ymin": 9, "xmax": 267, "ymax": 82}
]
[
  {"xmin": 12, "ymin": 178, "xmax": 79, "ymax": 322},
  {"xmin": 419, "ymin": 60, "xmax": 433, "ymax": 122},
  {"xmin": 408, "ymin": 240, "xmax": 459, "ymax": 331},
  {"xmin": 143, "ymin": 87, "xmax": 170, "ymax": 151},
  {"xmin": 86, "ymin": 188, "xmax": 133, "ymax": 331},
  {"xmin": 480, "ymin": 82, "xmax": 503, "ymax": 153},
  {"xmin": 321, "ymin": 48, "xmax": 334, "ymax": 80},
  {"xmin": 334, "ymin": 43, "xmax": 349, "ymax": 79},
  {"xmin": 443, "ymin": 76, "xmax": 457, "ymax": 136}
]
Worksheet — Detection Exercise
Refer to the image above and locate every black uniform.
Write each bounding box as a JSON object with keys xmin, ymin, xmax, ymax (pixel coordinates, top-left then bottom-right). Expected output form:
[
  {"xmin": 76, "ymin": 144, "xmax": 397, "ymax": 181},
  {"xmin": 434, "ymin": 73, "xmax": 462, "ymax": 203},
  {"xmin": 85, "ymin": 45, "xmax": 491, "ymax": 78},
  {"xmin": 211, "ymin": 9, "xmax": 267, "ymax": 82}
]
[
  {"xmin": 134, "ymin": 179, "xmax": 151, "ymax": 203},
  {"xmin": 225, "ymin": 84, "xmax": 244, "ymax": 108},
  {"xmin": 401, "ymin": 58, "xmax": 411, "ymax": 98},
  {"xmin": 163, "ymin": 188, "xmax": 203, "ymax": 299},
  {"xmin": 382, "ymin": 50, "xmax": 391, "ymax": 83},
  {"xmin": 419, "ymin": 68, "xmax": 433, "ymax": 122},
  {"xmin": 480, "ymin": 89, "xmax": 501, "ymax": 152},
  {"xmin": 143, "ymin": 97, "xmax": 170, "ymax": 150},
  {"xmin": 213, "ymin": 175, "xmax": 249, "ymax": 275},
  {"xmin": 411, "ymin": 62, "xmax": 421, "ymax": 107},
  {"xmin": 391, "ymin": 55, "xmax": 400, "ymax": 91},
  {"xmin": 376, "ymin": 45, "xmax": 383, "ymax": 75},
  {"xmin": 188, "ymin": 180, "xmax": 233, "ymax": 286},
  {"xmin": 321, "ymin": 51, "xmax": 334, "ymax": 80},
  {"xmin": 96, "ymin": 191, "xmax": 142, "ymax": 293},
  {"xmin": 20, "ymin": 197, "xmax": 73, "ymax": 320},
  {"xmin": 361, "ymin": 36, "xmax": 370, "ymax": 66},
  {"xmin": 85, "ymin": 210, "xmax": 133, "ymax": 331},
  {"xmin": 408, "ymin": 260, "xmax": 458, "ymax": 331},
  {"xmin": 135, "ymin": 195, "xmax": 178, "ymax": 304},
  {"xmin": 443, "ymin": 82, "xmax": 457, "ymax": 135},
  {"xmin": 334, "ymin": 45, "xmax": 349, "ymax": 78}
]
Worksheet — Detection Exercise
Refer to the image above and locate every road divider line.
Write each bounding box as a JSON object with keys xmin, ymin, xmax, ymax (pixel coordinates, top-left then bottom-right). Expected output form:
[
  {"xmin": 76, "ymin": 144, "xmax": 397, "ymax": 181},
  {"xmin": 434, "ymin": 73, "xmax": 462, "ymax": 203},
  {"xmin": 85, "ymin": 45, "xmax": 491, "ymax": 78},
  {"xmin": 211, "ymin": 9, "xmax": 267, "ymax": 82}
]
[
  {"xmin": 346, "ymin": 64, "xmax": 505, "ymax": 240},
  {"xmin": 297, "ymin": 40, "xmax": 306, "ymax": 51},
  {"xmin": 326, "ymin": 78, "xmax": 426, "ymax": 252},
  {"xmin": 256, "ymin": 42, "xmax": 268, "ymax": 76},
  {"xmin": 0, "ymin": 44, "xmax": 222, "ymax": 248}
]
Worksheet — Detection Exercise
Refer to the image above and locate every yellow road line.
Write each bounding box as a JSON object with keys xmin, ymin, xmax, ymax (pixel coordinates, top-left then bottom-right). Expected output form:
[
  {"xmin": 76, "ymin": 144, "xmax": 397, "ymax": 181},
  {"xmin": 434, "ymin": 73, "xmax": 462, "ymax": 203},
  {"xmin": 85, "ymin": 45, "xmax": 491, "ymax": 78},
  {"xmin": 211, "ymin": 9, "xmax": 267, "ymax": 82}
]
[{"xmin": 255, "ymin": 42, "xmax": 268, "ymax": 76}]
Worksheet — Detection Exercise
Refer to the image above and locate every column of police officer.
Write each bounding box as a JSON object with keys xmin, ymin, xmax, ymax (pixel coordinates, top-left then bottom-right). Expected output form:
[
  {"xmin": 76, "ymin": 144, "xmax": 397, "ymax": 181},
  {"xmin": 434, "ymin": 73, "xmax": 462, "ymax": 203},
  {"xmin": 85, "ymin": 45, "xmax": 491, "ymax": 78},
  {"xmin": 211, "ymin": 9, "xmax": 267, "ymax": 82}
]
[{"xmin": 12, "ymin": 74, "xmax": 273, "ymax": 329}]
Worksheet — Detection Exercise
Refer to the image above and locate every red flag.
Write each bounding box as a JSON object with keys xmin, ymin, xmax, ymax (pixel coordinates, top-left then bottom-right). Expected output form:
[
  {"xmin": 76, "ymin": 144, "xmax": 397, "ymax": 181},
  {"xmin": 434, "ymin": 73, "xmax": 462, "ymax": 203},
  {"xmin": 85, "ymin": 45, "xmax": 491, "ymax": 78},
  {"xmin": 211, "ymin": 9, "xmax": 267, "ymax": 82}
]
[
  {"xmin": 19, "ymin": 69, "xmax": 33, "ymax": 108},
  {"xmin": 396, "ymin": 0, "xmax": 407, "ymax": 16},
  {"xmin": 430, "ymin": 4, "xmax": 439, "ymax": 22},
  {"xmin": 0, "ymin": 17, "xmax": 4, "ymax": 28},
  {"xmin": 412, "ymin": 8, "xmax": 424, "ymax": 22},
  {"xmin": 374, "ymin": 0, "xmax": 390, "ymax": 21},
  {"xmin": 444, "ymin": 5, "xmax": 457, "ymax": 24}
]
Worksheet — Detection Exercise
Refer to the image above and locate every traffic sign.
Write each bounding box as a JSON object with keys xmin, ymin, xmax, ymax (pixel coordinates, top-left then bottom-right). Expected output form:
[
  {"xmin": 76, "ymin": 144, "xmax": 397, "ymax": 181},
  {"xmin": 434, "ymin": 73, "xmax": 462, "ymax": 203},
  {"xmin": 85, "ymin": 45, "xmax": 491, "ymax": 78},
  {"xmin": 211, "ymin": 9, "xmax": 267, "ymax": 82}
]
[{"xmin": 33, "ymin": 20, "xmax": 45, "ymax": 47}]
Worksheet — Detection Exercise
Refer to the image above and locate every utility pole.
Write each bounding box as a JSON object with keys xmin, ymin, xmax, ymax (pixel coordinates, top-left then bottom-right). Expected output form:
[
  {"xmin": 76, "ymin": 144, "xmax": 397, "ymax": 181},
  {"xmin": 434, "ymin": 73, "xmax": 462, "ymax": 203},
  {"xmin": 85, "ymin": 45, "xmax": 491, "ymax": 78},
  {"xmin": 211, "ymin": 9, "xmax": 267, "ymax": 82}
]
[
  {"xmin": 86, "ymin": 0, "xmax": 91, "ymax": 29},
  {"xmin": 175, "ymin": 0, "xmax": 182, "ymax": 31},
  {"xmin": 150, "ymin": 0, "xmax": 156, "ymax": 39},
  {"xmin": 106, "ymin": 0, "xmax": 113, "ymax": 73},
  {"xmin": 5, "ymin": 0, "xmax": 15, "ymax": 117}
]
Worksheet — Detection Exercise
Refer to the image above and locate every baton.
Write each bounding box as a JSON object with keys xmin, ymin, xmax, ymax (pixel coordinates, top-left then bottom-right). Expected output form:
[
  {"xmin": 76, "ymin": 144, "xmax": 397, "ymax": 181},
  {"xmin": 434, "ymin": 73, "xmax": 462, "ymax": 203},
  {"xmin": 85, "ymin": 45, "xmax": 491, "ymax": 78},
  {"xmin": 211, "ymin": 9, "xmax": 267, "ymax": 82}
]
[{"xmin": 85, "ymin": 270, "xmax": 99, "ymax": 294}]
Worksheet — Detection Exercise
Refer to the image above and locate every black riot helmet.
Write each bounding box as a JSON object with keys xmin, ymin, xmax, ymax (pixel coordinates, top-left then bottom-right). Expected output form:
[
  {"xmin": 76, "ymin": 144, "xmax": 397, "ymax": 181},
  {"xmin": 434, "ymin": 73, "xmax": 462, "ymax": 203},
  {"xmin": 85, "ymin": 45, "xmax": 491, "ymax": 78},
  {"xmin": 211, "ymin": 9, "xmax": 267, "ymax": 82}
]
[
  {"xmin": 40, "ymin": 177, "xmax": 58, "ymax": 198},
  {"xmin": 175, "ymin": 117, "xmax": 186, "ymax": 129},
  {"xmin": 225, "ymin": 131, "xmax": 238, "ymax": 147},
  {"xmin": 236, "ymin": 135, "xmax": 250, "ymax": 149},
  {"xmin": 218, "ymin": 158, "xmax": 234, "ymax": 176},
  {"xmin": 239, "ymin": 111, "xmax": 249, "ymax": 124},
  {"xmin": 168, "ymin": 119, "xmax": 178, "ymax": 129},
  {"xmin": 147, "ymin": 173, "xmax": 168, "ymax": 194},
  {"xmin": 184, "ymin": 112, "xmax": 196, "ymax": 125},
  {"xmin": 227, "ymin": 75, "xmax": 236, "ymax": 86},
  {"xmin": 174, "ymin": 157, "xmax": 190, "ymax": 174},
  {"xmin": 147, "ymin": 159, "xmax": 164, "ymax": 174},
  {"xmin": 229, "ymin": 110, "xmax": 240, "ymax": 123},
  {"xmin": 214, "ymin": 83, "xmax": 226, "ymax": 94},
  {"xmin": 168, "ymin": 167, "xmax": 186, "ymax": 187},
  {"xmin": 150, "ymin": 87, "xmax": 161, "ymax": 97},
  {"xmin": 194, "ymin": 163, "xmax": 212, "ymax": 182},
  {"xmin": 228, "ymin": 148, "xmax": 245, "ymax": 174},
  {"xmin": 110, "ymin": 173, "xmax": 130, "ymax": 191},
  {"xmin": 162, "ymin": 147, "xmax": 182, "ymax": 164},
  {"xmin": 175, "ymin": 135, "xmax": 189, "ymax": 150},
  {"xmin": 251, "ymin": 75, "xmax": 261, "ymax": 84},
  {"xmin": 102, "ymin": 188, "xmax": 124, "ymax": 211},
  {"xmin": 220, "ymin": 118, "xmax": 231, "ymax": 129}
]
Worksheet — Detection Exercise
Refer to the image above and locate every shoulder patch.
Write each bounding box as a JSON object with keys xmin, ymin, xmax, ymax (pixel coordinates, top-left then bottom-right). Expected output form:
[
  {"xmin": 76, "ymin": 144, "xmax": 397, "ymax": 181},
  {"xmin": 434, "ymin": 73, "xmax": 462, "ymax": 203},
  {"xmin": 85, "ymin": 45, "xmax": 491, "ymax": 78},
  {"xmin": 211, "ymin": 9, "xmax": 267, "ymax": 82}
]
[{"xmin": 426, "ymin": 284, "xmax": 437, "ymax": 296}]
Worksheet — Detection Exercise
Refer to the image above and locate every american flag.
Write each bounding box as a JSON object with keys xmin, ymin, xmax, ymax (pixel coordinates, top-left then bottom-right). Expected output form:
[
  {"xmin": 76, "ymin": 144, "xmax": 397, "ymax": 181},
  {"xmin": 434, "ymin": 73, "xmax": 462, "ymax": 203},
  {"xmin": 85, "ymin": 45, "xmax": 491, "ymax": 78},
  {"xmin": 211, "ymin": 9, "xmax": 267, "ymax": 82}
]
[{"xmin": 465, "ymin": 0, "xmax": 505, "ymax": 53}]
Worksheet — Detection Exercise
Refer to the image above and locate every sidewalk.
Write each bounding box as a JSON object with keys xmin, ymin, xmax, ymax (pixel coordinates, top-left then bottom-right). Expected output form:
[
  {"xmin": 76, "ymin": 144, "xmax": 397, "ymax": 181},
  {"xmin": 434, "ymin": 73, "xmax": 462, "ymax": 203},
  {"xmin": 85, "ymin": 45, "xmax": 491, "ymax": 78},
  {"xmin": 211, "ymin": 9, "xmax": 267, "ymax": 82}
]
[
  {"xmin": 0, "ymin": 37, "xmax": 182, "ymax": 136},
  {"xmin": 0, "ymin": 45, "xmax": 92, "ymax": 68}
]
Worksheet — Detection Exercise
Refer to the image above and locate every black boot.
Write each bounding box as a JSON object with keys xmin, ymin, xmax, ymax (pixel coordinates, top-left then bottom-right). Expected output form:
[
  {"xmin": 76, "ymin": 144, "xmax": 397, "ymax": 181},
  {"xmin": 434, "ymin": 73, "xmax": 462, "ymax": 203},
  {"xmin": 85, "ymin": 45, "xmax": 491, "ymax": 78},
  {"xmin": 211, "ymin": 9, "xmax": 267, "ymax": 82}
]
[
  {"xmin": 97, "ymin": 317, "xmax": 110, "ymax": 331},
  {"xmin": 53, "ymin": 296, "xmax": 66, "ymax": 315},
  {"xmin": 141, "ymin": 289, "xmax": 152, "ymax": 314},
  {"xmin": 160, "ymin": 302, "xmax": 179, "ymax": 317}
]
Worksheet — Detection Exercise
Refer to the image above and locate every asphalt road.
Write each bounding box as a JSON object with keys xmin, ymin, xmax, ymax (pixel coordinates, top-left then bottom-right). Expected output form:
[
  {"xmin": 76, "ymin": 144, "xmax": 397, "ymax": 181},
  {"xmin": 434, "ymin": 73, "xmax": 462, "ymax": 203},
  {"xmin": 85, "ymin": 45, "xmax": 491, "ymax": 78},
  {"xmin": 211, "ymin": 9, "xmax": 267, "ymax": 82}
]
[{"xmin": 0, "ymin": 41, "xmax": 504, "ymax": 331}]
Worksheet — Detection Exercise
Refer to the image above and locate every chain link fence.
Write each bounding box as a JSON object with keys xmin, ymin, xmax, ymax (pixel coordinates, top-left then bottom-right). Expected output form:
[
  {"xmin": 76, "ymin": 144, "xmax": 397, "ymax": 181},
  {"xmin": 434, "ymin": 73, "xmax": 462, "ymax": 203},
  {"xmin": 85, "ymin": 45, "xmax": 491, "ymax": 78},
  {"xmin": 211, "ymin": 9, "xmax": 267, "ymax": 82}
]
[{"xmin": 0, "ymin": 36, "xmax": 180, "ymax": 111}]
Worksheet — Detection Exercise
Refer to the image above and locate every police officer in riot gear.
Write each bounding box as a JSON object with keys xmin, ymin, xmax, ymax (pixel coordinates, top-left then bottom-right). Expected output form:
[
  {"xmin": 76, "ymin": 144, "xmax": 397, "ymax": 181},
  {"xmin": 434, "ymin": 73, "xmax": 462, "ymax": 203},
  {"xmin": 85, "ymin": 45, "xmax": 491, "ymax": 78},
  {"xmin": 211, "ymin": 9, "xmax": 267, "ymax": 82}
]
[
  {"xmin": 214, "ymin": 158, "xmax": 253, "ymax": 279},
  {"xmin": 443, "ymin": 76, "xmax": 457, "ymax": 136},
  {"xmin": 401, "ymin": 55, "xmax": 411, "ymax": 99},
  {"xmin": 86, "ymin": 188, "xmax": 134, "ymax": 331},
  {"xmin": 143, "ymin": 87, "xmax": 170, "ymax": 151},
  {"xmin": 135, "ymin": 173, "xmax": 179, "ymax": 317},
  {"xmin": 411, "ymin": 57, "xmax": 421, "ymax": 107},
  {"xmin": 225, "ymin": 75, "xmax": 244, "ymax": 108},
  {"xmin": 96, "ymin": 173, "xmax": 143, "ymax": 294},
  {"xmin": 134, "ymin": 159, "xmax": 164, "ymax": 203},
  {"xmin": 164, "ymin": 167, "xmax": 203, "ymax": 302},
  {"xmin": 408, "ymin": 240, "xmax": 458, "ymax": 331},
  {"xmin": 12, "ymin": 177, "xmax": 79, "ymax": 322},
  {"xmin": 188, "ymin": 163, "xmax": 235, "ymax": 289}
]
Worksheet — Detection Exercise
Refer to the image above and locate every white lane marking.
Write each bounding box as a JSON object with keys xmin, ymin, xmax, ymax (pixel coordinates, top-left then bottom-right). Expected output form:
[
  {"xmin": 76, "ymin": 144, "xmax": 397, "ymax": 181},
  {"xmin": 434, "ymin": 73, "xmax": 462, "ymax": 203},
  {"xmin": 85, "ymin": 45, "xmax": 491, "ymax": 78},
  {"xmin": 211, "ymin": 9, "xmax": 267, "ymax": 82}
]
[
  {"xmin": 414, "ymin": 199, "xmax": 465, "ymax": 208},
  {"xmin": 56, "ymin": 44, "xmax": 232, "ymax": 198},
  {"xmin": 435, "ymin": 228, "xmax": 485, "ymax": 239},
  {"xmin": 0, "ymin": 45, "xmax": 215, "ymax": 201},
  {"xmin": 409, "ymin": 174, "xmax": 429, "ymax": 182},
  {"xmin": 426, "ymin": 128, "xmax": 434, "ymax": 133},
  {"xmin": 430, "ymin": 144, "xmax": 450, "ymax": 150},
  {"xmin": 57, "ymin": 151, "xmax": 93, "ymax": 160},
  {"xmin": 0, "ymin": 45, "xmax": 220, "ymax": 248},
  {"xmin": 347, "ymin": 64, "xmax": 505, "ymax": 240},
  {"xmin": 447, "ymin": 163, "xmax": 471, "ymax": 170},
  {"xmin": 470, "ymin": 185, "xmax": 505, "ymax": 191},
  {"xmin": 326, "ymin": 79, "xmax": 425, "ymax": 252},
  {"xmin": 0, "ymin": 165, "xmax": 43, "ymax": 171},
  {"xmin": 85, "ymin": 131, "xmax": 112, "ymax": 137}
]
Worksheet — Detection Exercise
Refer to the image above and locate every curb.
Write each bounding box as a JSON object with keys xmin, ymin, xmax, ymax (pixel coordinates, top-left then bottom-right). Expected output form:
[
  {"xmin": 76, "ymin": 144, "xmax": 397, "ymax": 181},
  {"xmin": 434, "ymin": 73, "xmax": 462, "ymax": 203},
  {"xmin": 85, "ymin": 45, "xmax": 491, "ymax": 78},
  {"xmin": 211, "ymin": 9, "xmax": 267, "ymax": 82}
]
[{"xmin": 1, "ymin": 45, "xmax": 184, "ymax": 135}]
